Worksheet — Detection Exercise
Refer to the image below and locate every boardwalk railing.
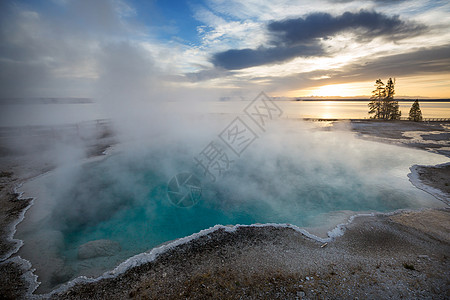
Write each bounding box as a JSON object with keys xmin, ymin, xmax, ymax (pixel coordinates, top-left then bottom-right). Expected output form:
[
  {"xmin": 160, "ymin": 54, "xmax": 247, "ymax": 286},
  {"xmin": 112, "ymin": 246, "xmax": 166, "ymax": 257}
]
[
  {"xmin": 282, "ymin": 114, "xmax": 450, "ymax": 122},
  {"xmin": 421, "ymin": 118, "xmax": 450, "ymax": 122}
]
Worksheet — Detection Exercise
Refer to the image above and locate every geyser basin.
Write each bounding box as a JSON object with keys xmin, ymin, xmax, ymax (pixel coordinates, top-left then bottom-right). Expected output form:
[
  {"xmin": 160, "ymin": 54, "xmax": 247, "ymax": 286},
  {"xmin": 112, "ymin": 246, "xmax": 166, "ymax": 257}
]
[{"xmin": 16, "ymin": 122, "xmax": 447, "ymax": 292}]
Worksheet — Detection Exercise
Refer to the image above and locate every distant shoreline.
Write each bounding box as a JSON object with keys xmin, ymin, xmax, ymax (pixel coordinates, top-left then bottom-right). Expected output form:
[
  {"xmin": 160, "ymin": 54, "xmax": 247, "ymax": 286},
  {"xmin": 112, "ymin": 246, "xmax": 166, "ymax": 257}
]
[
  {"xmin": 1, "ymin": 98, "xmax": 450, "ymax": 105},
  {"xmin": 0, "ymin": 98, "xmax": 93, "ymax": 105},
  {"xmin": 292, "ymin": 98, "xmax": 450, "ymax": 102}
]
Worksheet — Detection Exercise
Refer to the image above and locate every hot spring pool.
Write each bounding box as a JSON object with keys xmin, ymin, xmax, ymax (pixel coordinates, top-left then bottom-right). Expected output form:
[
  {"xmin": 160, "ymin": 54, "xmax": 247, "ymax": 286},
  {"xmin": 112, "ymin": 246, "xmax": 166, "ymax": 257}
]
[{"xmin": 15, "ymin": 124, "xmax": 448, "ymax": 292}]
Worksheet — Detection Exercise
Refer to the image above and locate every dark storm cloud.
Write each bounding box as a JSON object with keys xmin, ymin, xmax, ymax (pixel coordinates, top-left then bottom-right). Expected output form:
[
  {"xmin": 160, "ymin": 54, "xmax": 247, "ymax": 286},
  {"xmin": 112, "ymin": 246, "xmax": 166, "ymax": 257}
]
[
  {"xmin": 212, "ymin": 10, "xmax": 426, "ymax": 70},
  {"xmin": 268, "ymin": 10, "xmax": 424, "ymax": 45},
  {"xmin": 212, "ymin": 44, "xmax": 323, "ymax": 70}
]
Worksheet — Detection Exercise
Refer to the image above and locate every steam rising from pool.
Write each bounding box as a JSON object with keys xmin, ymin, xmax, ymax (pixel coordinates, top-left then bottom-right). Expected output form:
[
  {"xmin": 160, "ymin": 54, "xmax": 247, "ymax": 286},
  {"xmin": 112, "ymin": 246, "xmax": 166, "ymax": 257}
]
[{"xmin": 16, "ymin": 119, "xmax": 447, "ymax": 292}]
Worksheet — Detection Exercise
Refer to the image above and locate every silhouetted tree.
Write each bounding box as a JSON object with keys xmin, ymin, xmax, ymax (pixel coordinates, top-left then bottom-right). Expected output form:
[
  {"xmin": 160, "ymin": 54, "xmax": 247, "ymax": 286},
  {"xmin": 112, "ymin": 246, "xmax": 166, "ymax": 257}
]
[
  {"xmin": 368, "ymin": 79, "xmax": 384, "ymax": 119},
  {"xmin": 385, "ymin": 78, "xmax": 401, "ymax": 120},
  {"xmin": 408, "ymin": 99, "xmax": 423, "ymax": 121},
  {"xmin": 368, "ymin": 78, "xmax": 401, "ymax": 120}
]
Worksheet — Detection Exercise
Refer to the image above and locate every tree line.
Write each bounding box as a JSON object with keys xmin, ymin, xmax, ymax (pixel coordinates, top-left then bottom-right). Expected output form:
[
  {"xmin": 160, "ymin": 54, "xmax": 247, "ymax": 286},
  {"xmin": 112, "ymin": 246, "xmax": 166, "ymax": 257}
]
[{"xmin": 368, "ymin": 78, "xmax": 422, "ymax": 121}]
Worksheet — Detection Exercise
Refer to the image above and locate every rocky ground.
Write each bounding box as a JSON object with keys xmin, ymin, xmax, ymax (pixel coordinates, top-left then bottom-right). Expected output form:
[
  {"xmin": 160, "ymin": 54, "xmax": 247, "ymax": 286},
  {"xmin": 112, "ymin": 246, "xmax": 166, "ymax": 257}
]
[
  {"xmin": 0, "ymin": 171, "xmax": 32, "ymax": 299},
  {"xmin": 0, "ymin": 122, "xmax": 115, "ymax": 299},
  {"xmin": 0, "ymin": 171, "xmax": 31, "ymax": 262},
  {"xmin": 415, "ymin": 164, "xmax": 450, "ymax": 195},
  {"xmin": 345, "ymin": 120, "xmax": 450, "ymax": 158},
  {"xmin": 0, "ymin": 120, "xmax": 449, "ymax": 299},
  {"xmin": 51, "ymin": 210, "xmax": 450, "ymax": 300}
]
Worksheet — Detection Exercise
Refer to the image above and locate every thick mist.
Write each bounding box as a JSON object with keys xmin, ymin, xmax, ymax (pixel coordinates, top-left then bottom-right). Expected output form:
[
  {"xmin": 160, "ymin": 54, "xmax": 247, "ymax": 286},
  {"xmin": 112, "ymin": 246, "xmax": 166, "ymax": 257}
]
[
  {"xmin": 2, "ymin": 0, "xmax": 449, "ymax": 296},
  {"xmin": 3, "ymin": 1, "xmax": 447, "ymax": 293},
  {"xmin": 12, "ymin": 47, "xmax": 448, "ymax": 291},
  {"xmin": 7, "ymin": 28, "xmax": 447, "ymax": 295},
  {"xmin": 15, "ymin": 113, "xmax": 447, "ymax": 292}
]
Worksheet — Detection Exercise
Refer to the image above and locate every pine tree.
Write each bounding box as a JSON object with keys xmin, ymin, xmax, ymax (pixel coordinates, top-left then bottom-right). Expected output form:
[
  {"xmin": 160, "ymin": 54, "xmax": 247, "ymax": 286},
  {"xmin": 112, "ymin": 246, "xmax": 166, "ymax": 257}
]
[
  {"xmin": 389, "ymin": 100, "xmax": 401, "ymax": 120},
  {"xmin": 408, "ymin": 99, "xmax": 423, "ymax": 121},
  {"xmin": 368, "ymin": 79, "xmax": 384, "ymax": 119},
  {"xmin": 368, "ymin": 77, "xmax": 401, "ymax": 120},
  {"xmin": 385, "ymin": 78, "xmax": 401, "ymax": 120}
]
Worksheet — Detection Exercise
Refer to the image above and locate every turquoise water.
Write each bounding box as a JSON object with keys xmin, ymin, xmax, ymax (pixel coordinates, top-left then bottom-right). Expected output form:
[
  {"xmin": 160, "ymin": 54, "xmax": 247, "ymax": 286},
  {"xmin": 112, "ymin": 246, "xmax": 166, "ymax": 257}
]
[
  {"xmin": 61, "ymin": 159, "xmax": 414, "ymax": 256},
  {"xmin": 16, "ymin": 125, "xmax": 448, "ymax": 291},
  {"xmin": 54, "ymin": 133, "xmax": 443, "ymax": 264}
]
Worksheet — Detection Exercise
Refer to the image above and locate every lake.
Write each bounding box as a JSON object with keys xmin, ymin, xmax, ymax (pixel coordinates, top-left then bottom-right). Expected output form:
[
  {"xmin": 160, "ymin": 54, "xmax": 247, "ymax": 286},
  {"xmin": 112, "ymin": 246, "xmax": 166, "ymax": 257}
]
[
  {"xmin": 207, "ymin": 101, "xmax": 450, "ymax": 120},
  {"xmin": 1, "ymin": 100, "xmax": 449, "ymax": 127}
]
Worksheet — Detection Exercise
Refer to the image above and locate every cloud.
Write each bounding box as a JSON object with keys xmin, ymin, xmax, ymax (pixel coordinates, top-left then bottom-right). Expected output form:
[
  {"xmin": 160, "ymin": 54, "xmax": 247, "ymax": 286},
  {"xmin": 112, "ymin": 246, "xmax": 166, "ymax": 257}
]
[
  {"xmin": 212, "ymin": 44, "xmax": 323, "ymax": 70},
  {"xmin": 331, "ymin": 0, "xmax": 408, "ymax": 3},
  {"xmin": 0, "ymin": 0, "xmax": 144, "ymax": 98},
  {"xmin": 185, "ymin": 68, "xmax": 234, "ymax": 82},
  {"xmin": 251, "ymin": 44, "xmax": 450, "ymax": 93},
  {"xmin": 268, "ymin": 10, "xmax": 425, "ymax": 44},
  {"xmin": 211, "ymin": 10, "xmax": 426, "ymax": 70},
  {"xmin": 334, "ymin": 44, "xmax": 450, "ymax": 80}
]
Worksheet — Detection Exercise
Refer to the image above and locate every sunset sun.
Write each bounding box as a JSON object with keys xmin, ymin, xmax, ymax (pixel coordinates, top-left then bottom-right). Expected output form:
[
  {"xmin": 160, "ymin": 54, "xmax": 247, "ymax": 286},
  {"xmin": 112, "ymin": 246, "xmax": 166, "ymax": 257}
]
[
  {"xmin": 310, "ymin": 83, "xmax": 372, "ymax": 97},
  {"xmin": 313, "ymin": 84, "xmax": 350, "ymax": 97}
]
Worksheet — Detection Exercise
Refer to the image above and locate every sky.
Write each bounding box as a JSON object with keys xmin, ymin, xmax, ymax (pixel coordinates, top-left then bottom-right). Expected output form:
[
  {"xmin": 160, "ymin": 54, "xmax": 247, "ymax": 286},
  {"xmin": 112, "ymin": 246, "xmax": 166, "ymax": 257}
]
[{"xmin": 1, "ymin": 0, "xmax": 450, "ymax": 99}]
